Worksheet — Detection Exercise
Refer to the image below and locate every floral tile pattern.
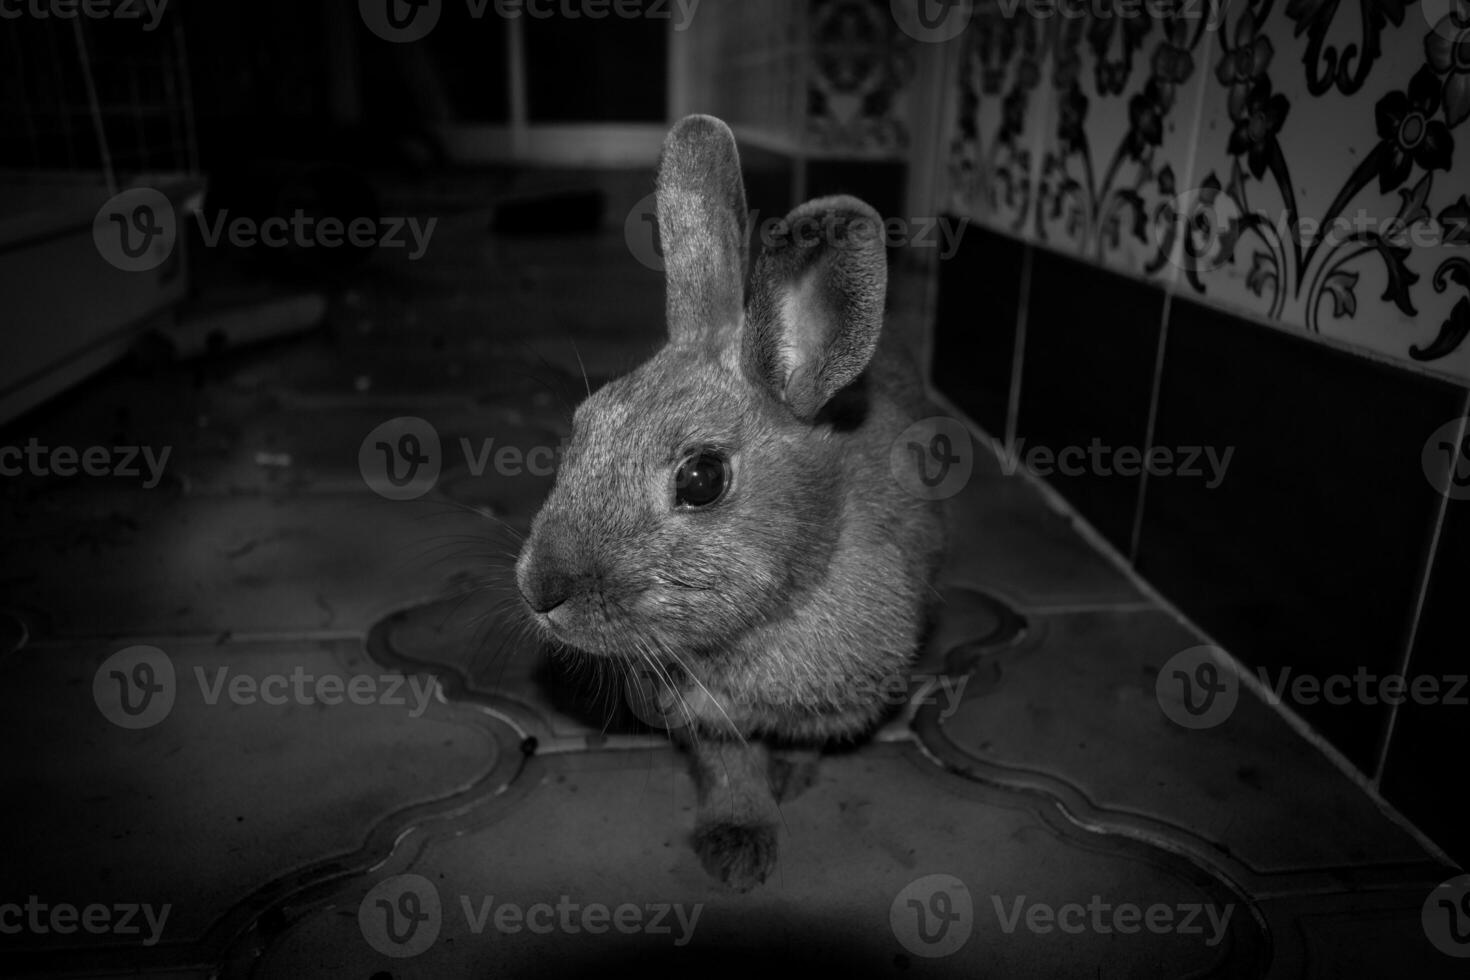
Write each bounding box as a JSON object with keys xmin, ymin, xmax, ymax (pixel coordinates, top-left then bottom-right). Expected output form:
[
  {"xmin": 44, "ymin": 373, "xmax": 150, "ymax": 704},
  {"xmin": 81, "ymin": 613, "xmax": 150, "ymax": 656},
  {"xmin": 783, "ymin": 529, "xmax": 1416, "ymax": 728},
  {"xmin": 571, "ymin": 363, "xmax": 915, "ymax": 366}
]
[
  {"xmin": 945, "ymin": 7, "xmax": 1053, "ymax": 235},
  {"xmin": 808, "ymin": 0, "xmax": 916, "ymax": 156},
  {"xmin": 941, "ymin": 0, "xmax": 1470, "ymax": 380},
  {"xmin": 1177, "ymin": 0, "xmax": 1470, "ymax": 376},
  {"xmin": 1033, "ymin": 2, "xmax": 1218, "ymax": 281}
]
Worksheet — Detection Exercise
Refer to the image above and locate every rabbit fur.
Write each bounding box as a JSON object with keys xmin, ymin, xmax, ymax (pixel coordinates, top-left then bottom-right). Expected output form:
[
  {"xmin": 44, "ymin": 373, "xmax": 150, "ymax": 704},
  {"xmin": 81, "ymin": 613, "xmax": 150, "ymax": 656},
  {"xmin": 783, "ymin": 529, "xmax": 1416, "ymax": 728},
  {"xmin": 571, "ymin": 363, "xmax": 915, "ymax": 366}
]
[{"xmin": 515, "ymin": 114, "xmax": 946, "ymax": 890}]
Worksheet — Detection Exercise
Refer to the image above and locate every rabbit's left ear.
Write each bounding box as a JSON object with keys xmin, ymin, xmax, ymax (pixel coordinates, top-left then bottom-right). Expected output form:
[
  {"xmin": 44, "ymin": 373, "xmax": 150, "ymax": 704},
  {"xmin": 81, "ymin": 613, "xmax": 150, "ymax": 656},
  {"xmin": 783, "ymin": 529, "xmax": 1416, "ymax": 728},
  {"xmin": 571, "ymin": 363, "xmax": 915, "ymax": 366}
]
[
  {"xmin": 656, "ymin": 115, "xmax": 749, "ymax": 343},
  {"xmin": 743, "ymin": 196, "xmax": 888, "ymax": 421}
]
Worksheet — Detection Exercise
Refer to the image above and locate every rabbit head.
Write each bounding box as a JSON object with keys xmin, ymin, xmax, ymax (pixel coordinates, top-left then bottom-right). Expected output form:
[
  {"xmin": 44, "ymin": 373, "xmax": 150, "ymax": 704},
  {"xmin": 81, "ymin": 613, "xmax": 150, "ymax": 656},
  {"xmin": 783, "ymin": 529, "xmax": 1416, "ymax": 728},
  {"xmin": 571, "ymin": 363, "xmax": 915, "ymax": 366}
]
[{"xmin": 514, "ymin": 115, "xmax": 892, "ymax": 664}]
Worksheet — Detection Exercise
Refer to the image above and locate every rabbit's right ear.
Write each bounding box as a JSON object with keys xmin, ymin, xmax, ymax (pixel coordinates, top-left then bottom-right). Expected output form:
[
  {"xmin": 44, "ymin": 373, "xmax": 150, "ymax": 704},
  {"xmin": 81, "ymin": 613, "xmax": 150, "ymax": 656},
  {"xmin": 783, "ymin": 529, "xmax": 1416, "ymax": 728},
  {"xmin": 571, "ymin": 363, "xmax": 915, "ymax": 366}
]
[
  {"xmin": 656, "ymin": 115, "xmax": 749, "ymax": 344},
  {"xmin": 743, "ymin": 196, "xmax": 888, "ymax": 422}
]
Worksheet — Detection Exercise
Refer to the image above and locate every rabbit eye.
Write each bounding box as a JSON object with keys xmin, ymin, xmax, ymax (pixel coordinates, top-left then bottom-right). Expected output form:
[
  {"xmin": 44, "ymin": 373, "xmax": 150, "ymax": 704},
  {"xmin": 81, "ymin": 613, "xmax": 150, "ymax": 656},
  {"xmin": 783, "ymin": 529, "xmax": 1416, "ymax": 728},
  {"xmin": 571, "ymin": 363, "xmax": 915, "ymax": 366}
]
[{"xmin": 673, "ymin": 450, "xmax": 730, "ymax": 509}]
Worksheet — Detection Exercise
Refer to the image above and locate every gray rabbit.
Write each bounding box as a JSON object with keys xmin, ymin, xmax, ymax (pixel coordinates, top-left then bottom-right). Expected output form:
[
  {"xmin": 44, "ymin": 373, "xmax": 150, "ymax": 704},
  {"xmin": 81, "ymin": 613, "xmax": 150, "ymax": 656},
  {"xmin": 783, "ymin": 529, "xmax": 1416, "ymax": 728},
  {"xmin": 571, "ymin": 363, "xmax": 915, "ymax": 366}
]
[{"xmin": 516, "ymin": 115, "xmax": 946, "ymax": 890}]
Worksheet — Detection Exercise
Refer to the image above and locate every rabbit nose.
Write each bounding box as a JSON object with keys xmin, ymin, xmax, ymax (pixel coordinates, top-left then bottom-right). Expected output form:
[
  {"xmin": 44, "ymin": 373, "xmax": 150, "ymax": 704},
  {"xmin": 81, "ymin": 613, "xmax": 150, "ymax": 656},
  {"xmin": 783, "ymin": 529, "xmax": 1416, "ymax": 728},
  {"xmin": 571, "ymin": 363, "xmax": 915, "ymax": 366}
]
[{"xmin": 520, "ymin": 567, "xmax": 575, "ymax": 615}]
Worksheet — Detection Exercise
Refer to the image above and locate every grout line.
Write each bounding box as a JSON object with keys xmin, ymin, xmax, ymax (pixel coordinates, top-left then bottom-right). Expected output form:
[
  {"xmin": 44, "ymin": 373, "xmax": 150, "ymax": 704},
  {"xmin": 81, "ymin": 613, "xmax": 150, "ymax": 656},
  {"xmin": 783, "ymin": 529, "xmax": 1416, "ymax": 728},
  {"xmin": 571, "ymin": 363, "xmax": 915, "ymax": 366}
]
[
  {"xmin": 925, "ymin": 386, "xmax": 1463, "ymax": 871},
  {"xmin": 1128, "ymin": 18, "xmax": 1211, "ymax": 564},
  {"xmin": 1373, "ymin": 395, "xmax": 1470, "ymax": 785},
  {"xmin": 1004, "ymin": 244, "xmax": 1033, "ymax": 449},
  {"xmin": 1129, "ymin": 289, "xmax": 1173, "ymax": 563}
]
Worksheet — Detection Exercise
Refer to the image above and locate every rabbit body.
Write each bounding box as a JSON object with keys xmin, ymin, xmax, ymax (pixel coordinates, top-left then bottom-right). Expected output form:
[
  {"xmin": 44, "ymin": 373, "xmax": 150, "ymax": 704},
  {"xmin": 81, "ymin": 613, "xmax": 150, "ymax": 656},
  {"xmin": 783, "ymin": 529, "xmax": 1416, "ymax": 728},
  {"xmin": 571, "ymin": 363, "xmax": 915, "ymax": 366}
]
[{"xmin": 516, "ymin": 115, "xmax": 946, "ymax": 889}]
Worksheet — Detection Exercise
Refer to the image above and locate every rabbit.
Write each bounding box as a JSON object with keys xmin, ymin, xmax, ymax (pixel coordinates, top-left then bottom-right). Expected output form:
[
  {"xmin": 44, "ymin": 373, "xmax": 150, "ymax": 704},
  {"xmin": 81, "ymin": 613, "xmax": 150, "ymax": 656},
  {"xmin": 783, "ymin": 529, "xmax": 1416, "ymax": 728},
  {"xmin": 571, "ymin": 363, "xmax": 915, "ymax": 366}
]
[{"xmin": 514, "ymin": 114, "xmax": 947, "ymax": 891}]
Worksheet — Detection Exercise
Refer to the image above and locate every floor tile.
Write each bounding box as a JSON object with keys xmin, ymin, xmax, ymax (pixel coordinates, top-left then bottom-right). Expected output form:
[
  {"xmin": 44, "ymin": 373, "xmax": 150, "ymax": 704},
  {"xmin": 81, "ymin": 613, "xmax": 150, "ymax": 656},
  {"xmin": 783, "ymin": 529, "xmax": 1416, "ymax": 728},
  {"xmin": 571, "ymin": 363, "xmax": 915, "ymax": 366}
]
[
  {"xmin": 0, "ymin": 635, "xmax": 521, "ymax": 973},
  {"xmin": 939, "ymin": 463, "xmax": 1145, "ymax": 610},
  {"xmin": 929, "ymin": 609, "xmax": 1445, "ymax": 881},
  {"xmin": 0, "ymin": 488, "xmax": 508, "ymax": 638},
  {"xmin": 240, "ymin": 745, "xmax": 1269, "ymax": 979}
]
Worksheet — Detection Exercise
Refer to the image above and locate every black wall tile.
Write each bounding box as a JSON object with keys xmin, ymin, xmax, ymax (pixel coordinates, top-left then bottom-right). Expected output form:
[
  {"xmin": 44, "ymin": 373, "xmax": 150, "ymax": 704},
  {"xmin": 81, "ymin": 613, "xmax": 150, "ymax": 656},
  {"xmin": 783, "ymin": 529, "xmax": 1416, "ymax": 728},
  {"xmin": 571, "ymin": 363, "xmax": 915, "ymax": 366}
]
[
  {"xmin": 1137, "ymin": 299, "xmax": 1466, "ymax": 771},
  {"xmin": 737, "ymin": 144, "xmax": 796, "ymax": 222},
  {"xmin": 1014, "ymin": 247, "xmax": 1163, "ymax": 551},
  {"xmin": 805, "ymin": 160, "xmax": 906, "ymax": 223},
  {"xmin": 1382, "ymin": 452, "xmax": 1470, "ymax": 868},
  {"xmin": 930, "ymin": 223, "xmax": 1026, "ymax": 439}
]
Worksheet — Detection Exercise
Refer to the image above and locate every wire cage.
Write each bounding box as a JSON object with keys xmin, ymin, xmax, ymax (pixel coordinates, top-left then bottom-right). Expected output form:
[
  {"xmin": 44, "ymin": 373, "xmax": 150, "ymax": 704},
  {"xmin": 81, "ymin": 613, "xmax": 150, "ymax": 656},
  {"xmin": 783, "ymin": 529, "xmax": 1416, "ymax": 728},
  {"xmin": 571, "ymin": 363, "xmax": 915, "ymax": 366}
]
[
  {"xmin": 0, "ymin": 9, "xmax": 204, "ymax": 425},
  {"xmin": 0, "ymin": 10, "xmax": 198, "ymax": 189}
]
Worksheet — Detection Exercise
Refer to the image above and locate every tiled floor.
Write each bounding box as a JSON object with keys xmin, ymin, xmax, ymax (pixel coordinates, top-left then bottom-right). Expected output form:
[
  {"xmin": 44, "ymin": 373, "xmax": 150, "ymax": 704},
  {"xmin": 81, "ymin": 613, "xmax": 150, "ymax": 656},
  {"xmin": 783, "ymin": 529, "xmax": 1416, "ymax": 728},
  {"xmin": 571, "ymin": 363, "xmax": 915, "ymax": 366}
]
[{"xmin": 2, "ymin": 193, "xmax": 1463, "ymax": 978}]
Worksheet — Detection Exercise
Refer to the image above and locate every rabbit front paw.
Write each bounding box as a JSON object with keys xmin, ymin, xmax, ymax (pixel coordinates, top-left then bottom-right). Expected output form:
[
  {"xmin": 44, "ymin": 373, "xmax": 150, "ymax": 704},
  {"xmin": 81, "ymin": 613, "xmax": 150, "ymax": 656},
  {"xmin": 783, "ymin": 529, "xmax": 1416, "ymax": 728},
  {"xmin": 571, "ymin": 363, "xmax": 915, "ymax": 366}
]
[{"xmin": 692, "ymin": 821, "xmax": 777, "ymax": 892}]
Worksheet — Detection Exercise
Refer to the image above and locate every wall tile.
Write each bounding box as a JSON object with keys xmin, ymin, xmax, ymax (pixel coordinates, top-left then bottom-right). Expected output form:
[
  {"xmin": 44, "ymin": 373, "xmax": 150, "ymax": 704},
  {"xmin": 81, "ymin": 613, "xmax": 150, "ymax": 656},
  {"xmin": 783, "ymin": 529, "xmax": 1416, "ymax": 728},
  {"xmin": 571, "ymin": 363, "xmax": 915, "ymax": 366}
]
[
  {"xmin": 932, "ymin": 223, "xmax": 1028, "ymax": 436},
  {"xmin": 1178, "ymin": 0, "xmax": 1470, "ymax": 381},
  {"xmin": 808, "ymin": 0, "xmax": 916, "ymax": 157},
  {"xmin": 944, "ymin": 7, "xmax": 1053, "ymax": 236},
  {"xmin": 1031, "ymin": 2, "xmax": 1216, "ymax": 284},
  {"xmin": 1381, "ymin": 424, "xmax": 1470, "ymax": 867},
  {"xmin": 1014, "ymin": 247, "xmax": 1164, "ymax": 550},
  {"xmin": 1136, "ymin": 297, "xmax": 1467, "ymax": 770}
]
